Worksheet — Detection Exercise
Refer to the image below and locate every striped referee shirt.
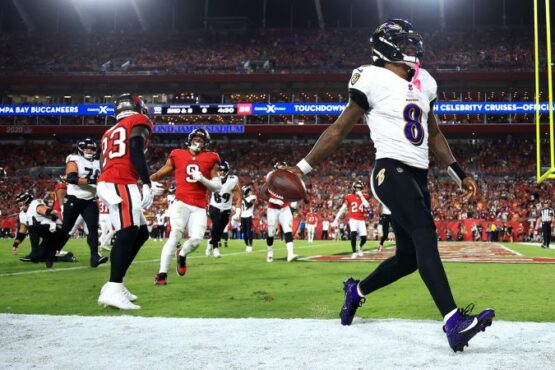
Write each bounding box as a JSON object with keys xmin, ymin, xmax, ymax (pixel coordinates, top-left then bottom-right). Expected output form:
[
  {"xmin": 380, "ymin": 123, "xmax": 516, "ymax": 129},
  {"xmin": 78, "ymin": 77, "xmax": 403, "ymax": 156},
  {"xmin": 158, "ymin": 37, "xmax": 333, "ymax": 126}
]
[{"xmin": 541, "ymin": 208, "xmax": 553, "ymax": 223}]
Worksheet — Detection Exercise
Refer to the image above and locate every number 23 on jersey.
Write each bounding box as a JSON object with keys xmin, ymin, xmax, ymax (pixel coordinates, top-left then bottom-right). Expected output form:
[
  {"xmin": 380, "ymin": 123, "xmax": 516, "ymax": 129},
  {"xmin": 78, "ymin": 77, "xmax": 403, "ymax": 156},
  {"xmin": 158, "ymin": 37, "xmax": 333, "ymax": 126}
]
[{"xmin": 101, "ymin": 126, "xmax": 127, "ymax": 167}]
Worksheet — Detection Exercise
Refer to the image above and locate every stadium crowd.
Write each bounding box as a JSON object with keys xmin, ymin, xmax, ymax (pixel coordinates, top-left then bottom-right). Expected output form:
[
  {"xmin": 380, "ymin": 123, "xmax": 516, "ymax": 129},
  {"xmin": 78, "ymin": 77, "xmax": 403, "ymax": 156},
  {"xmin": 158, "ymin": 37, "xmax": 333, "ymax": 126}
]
[
  {"xmin": 0, "ymin": 27, "xmax": 533, "ymax": 75},
  {"xmin": 0, "ymin": 136, "xmax": 552, "ymax": 242}
]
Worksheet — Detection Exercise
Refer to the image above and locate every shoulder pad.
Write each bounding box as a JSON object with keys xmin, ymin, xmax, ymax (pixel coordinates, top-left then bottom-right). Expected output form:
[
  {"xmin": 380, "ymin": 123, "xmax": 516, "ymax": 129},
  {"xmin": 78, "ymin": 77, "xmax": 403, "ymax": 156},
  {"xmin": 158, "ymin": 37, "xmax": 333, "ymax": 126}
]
[{"xmin": 66, "ymin": 154, "xmax": 79, "ymax": 163}]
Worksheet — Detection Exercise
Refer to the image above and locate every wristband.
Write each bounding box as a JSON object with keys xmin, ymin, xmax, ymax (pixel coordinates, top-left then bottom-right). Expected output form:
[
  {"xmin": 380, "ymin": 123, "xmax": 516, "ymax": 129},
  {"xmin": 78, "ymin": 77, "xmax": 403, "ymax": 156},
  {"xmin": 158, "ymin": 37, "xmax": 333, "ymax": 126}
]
[
  {"xmin": 447, "ymin": 162, "xmax": 467, "ymax": 189},
  {"xmin": 296, "ymin": 159, "xmax": 313, "ymax": 175}
]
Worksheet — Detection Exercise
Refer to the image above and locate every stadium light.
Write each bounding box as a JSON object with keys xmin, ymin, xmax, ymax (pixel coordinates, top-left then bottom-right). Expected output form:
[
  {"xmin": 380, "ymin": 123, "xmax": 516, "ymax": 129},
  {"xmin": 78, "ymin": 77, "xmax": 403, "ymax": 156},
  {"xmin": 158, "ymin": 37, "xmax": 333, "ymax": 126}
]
[
  {"xmin": 71, "ymin": 1, "xmax": 93, "ymax": 33},
  {"xmin": 12, "ymin": 0, "xmax": 35, "ymax": 34}
]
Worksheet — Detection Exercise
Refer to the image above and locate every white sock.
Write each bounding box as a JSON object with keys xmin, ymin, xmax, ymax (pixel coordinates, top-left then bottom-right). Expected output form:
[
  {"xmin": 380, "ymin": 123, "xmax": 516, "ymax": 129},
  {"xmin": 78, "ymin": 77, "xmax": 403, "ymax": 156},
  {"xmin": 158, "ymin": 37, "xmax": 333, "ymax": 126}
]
[
  {"xmin": 443, "ymin": 308, "xmax": 458, "ymax": 324},
  {"xmin": 159, "ymin": 236, "xmax": 180, "ymax": 273},
  {"xmin": 180, "ymin": 239, "xmax": 198, "ymax": 256},
  {"xmin": 286, "ymin": 242, "xmax": 294, "ymax": 254},
  {"xmin": 267, "ymin": 245, "xmax": 273, "ymax": 252}
]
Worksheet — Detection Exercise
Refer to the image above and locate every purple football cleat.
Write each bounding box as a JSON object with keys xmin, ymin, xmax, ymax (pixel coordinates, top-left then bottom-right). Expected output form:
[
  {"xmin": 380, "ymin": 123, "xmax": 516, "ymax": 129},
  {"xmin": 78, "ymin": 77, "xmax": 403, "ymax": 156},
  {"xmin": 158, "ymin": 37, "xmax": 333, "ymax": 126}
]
[
  {"xmin": 444, "ymin": 304, "xmax": 495, "ymax": 352},
  {"xmin": 339, "ymin": 277, "xmax": 366, "ymax": 326}
]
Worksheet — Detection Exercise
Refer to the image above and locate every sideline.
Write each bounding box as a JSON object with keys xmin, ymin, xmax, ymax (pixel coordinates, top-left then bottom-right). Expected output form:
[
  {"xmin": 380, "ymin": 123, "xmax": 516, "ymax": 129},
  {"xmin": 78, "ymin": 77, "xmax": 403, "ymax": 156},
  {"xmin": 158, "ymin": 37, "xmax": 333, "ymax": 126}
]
[{"xmin": 1, "ymin": 314, "xmax": 554, "ymax": 369}]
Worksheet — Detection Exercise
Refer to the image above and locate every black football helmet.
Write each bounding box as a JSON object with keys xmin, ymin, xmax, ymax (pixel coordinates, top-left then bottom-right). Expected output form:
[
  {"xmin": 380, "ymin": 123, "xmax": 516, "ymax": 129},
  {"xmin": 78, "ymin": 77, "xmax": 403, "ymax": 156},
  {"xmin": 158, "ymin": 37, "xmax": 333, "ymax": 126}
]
[
  {"xmin": 187, "ymin": 128, "xmax": 210, "ymax": 152},
  {"xmin": 219, "ymin": 161, "xmax": 230, "ymax": 178},
  {"xmin": 115, "ymin": 93, "xmax": 148, "ymax": 121},
  {"xmin": 77, "ymin": 137, "xmax": 97, "ymax": 161},
  {"xmin": 370, "ymin": 19, "xmax": 423, "ymax": 68},
  {"xmin": 15, "ymin": 191, "xmax": 33, "ymax": 206},
  {"xmin": 352, "ymin": 180, "xmax": 364, "ymax": 192},
  {"xmin": 169, "ymin": 182, "xmax": 176, "ymax": 194},
  {"xmin": 242, "ymin": 185, "xmax": 252, "ymax": 197}
]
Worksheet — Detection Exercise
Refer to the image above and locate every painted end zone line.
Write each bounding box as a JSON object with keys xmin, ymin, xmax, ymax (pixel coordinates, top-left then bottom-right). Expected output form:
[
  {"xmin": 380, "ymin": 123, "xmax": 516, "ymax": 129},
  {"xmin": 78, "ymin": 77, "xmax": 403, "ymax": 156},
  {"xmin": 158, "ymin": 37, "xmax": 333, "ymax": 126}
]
[
  {"xmin": 494, "ymin": 243, "xmax": 524, "ymax": 256},
  {"xmin": 302, "ymin": 242, "xmax": 555, "ymax": 264}
]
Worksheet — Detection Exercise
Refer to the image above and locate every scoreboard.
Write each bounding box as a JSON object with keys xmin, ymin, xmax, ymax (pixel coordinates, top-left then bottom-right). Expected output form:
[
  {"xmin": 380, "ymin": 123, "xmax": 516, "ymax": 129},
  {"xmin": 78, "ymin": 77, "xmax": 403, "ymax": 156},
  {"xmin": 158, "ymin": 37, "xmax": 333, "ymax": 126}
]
[
  {"xmin": 0, "ymin": 102, "xmax": 552, "ymax": 117},
  {"xmin": 150, "ymin": 104, "xmax": 237, "ymax": 115}
]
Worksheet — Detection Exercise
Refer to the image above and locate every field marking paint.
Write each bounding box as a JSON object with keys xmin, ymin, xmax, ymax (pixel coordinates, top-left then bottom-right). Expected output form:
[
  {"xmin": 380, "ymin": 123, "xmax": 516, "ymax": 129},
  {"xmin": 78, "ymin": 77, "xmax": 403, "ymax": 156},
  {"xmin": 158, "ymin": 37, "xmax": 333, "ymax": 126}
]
[
  {"xmin": 302, "ymin": 242, "xmax": 555, "ymax": 264},
  {"xmin": 494, "ymin": 243, "xmax": 524, "ymax": 256},
  {"xmin": 0, "ymin": 242, "xmax": 332, "ymax": 278}
]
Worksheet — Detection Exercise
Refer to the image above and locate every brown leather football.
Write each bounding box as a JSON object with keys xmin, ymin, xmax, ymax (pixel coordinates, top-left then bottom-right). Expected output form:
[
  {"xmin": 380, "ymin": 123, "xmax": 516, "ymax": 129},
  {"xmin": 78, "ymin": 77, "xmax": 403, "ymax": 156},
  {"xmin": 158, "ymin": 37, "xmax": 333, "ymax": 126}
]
[{"xmin": 266, "ymin": 169, "xmax": 307, "ymax": 202}]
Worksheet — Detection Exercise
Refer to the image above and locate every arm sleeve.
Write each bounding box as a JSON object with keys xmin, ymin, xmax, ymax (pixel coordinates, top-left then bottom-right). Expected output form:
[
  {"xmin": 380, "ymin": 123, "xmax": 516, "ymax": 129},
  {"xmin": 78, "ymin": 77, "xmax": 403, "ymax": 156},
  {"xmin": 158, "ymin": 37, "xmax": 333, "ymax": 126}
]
[
  {"xmin": 199, "ymin": 176, "xmax": 222, "ymax": 192},
  {"xmin": 66, "ymin": 172, "xmax": 79, "ymax": 184},
  {"xmin": 129, "ymin": 136, "xmax": 151, "ymax": 186},
  {"xmin": 360, "ymin": 195, "xmax": 370, "ymax": 207}
]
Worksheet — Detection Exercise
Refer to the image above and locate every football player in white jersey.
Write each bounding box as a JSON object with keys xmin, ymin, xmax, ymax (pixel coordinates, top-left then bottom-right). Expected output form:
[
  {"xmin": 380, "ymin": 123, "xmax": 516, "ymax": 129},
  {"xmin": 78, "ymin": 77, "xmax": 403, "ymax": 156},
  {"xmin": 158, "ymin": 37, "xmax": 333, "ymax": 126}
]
[
  {"xmin": 167, "ymin": 182, "xmax": 176, "ymax": 213},
  {"xmin": 206, "ymin": 161, "xmax": 241, "ymax": 258},
  {"xmin": 15, "ymin": 192, "xmax": 75, "ymax": 267},
  {"xmin": 263, "ymin": 162, "xmax": 298, "ymax": 262},
  {"xmin": 12, "ymin": 192, "xmax": 33, "ymax": 257},
  {"xmin": 378, "ymin": 204, "xmax": 392, "ymax": 252},
  {"xmin": 98, "ymin": 199, "xmax": 114, "ymax": 251},
  {"xmin": 54, "ymin": 138, "xmax": 108, "ymax": 268},
  {"xmin": 240, "ymin": 185, "xmax": 257, "ymax": 252},
  {"xmin": 286, "ymin": 19, "xmax": 493, "ymax": 352},
  {"xmin": 155, "ymin": 211, "xmax": 166, "ymax": 241}
]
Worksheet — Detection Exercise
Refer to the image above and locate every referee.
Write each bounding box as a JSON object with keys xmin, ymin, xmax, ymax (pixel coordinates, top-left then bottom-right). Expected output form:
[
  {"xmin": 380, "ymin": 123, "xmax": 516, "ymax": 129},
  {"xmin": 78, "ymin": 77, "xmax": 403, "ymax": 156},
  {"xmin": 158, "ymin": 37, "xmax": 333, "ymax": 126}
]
[{"xmin": 541, "ymin": 201, "xmax": 553, "ymax": 249}]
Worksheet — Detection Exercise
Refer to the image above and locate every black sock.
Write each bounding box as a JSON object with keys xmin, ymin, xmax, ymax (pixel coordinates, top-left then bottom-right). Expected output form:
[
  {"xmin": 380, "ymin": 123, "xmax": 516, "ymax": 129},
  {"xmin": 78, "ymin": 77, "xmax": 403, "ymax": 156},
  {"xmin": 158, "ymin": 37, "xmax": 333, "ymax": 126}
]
[
  {"xmin": 110, "ymin": 226, "xmax": 138, "ymax": 283},
  {"xmin": 350, "ymin": 232, "xmax": 357, "ymax": 253},
  {"xmin": 284, "ymin": 232, "xmax": 293, "ymax": 244},
  {"xmin": 122, "ymin": 225, "xmax": 149, "ymax": 277},
  {"xmin": 360, "ymin": 235, "xmax": 367, "ymax": 249}
]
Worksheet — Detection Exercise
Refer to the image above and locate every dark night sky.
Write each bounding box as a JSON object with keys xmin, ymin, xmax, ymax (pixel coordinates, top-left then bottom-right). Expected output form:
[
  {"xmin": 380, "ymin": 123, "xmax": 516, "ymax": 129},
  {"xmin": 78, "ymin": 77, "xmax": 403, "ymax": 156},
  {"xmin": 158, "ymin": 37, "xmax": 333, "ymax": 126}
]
[{"xmin": 0, "ymin": 0, "xmax": 542, "ymax": 33}]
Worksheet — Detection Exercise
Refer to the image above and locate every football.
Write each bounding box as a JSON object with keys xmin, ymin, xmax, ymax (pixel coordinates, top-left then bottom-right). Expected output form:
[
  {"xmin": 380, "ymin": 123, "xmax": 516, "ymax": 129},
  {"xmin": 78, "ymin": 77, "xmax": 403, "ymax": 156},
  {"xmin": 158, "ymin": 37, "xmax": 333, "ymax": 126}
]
[{"xmin": 266, "ymin": 169, "xmax": 307, "ymax": 202}]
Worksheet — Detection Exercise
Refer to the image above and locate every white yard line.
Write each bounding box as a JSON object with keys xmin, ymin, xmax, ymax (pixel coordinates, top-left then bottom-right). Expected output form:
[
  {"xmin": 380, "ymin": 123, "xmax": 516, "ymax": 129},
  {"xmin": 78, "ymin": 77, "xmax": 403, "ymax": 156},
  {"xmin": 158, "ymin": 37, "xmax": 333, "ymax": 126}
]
[
  {"xmin": 494, "ymin": 243, "xmax": 524, "ymax": 256},
  {"xmin": 0, "ymin": 242, "xmax": 332, "ymax": 278}
]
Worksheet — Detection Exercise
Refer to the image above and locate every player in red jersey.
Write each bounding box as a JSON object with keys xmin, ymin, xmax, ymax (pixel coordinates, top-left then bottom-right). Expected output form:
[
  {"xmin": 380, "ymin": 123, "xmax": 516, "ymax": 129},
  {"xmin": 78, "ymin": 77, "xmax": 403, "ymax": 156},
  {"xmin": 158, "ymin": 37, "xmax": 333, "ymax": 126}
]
[
  {"xmin": 96, "ymin": 93, "xmax": 163, "ymax": 310},
  {"xmin": 305, "ymin": 209, "xmax": 318, "ymax": 243},
  {"xmin": 264, "ymin": 162, "xmax": 299, "ymax": 263},
  {"xmin": 333, "ymin": 180, "xmax": 370, "ymax": 258},
  {"xmin": 150, "ymin": 128, "xmax": 221, "ymax": 285},
  {"xmin": 52, "ymin": 176, "xmax": 67, "ymax": 220}
]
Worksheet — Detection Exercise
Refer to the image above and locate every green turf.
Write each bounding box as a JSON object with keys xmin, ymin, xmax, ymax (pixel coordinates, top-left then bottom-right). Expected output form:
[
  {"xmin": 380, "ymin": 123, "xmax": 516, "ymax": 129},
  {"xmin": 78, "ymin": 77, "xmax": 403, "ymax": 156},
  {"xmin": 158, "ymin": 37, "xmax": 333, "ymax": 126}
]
[{"xmin": 1, "ymin": 239, "xmax": 554, "ymax": 322}]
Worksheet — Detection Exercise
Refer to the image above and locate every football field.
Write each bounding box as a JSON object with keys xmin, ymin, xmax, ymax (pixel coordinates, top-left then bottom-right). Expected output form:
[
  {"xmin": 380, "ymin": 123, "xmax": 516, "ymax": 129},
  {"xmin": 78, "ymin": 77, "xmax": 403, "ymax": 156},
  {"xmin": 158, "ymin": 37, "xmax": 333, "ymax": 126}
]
[{"xmin": 1, "ymin": 239, "xmax": 555, "ymax": 368}]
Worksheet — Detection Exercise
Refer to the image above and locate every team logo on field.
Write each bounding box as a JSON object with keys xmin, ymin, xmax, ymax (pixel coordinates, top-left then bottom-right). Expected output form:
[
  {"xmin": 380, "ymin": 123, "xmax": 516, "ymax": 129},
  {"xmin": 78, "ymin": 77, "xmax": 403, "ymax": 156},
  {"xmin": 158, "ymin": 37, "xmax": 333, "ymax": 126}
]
[
  {"xmin": 351, "ymin": 73, "xmax": 361, "ymax": 85},
  {"xmin": 376, "ymin": 168, "xmax": 386, "ymax": 186}
]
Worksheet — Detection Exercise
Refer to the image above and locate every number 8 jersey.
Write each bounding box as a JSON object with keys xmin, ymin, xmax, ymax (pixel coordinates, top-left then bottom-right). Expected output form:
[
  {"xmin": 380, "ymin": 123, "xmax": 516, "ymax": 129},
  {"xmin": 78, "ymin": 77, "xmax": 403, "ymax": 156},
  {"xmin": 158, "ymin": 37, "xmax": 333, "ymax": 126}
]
[
  {"xmin": 99, "ymin": 113, "xmax": 153, "ymax": 184},
  {"xmin": 348, "ymin": 65, "xmax": 437, "ymax": 169}
]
